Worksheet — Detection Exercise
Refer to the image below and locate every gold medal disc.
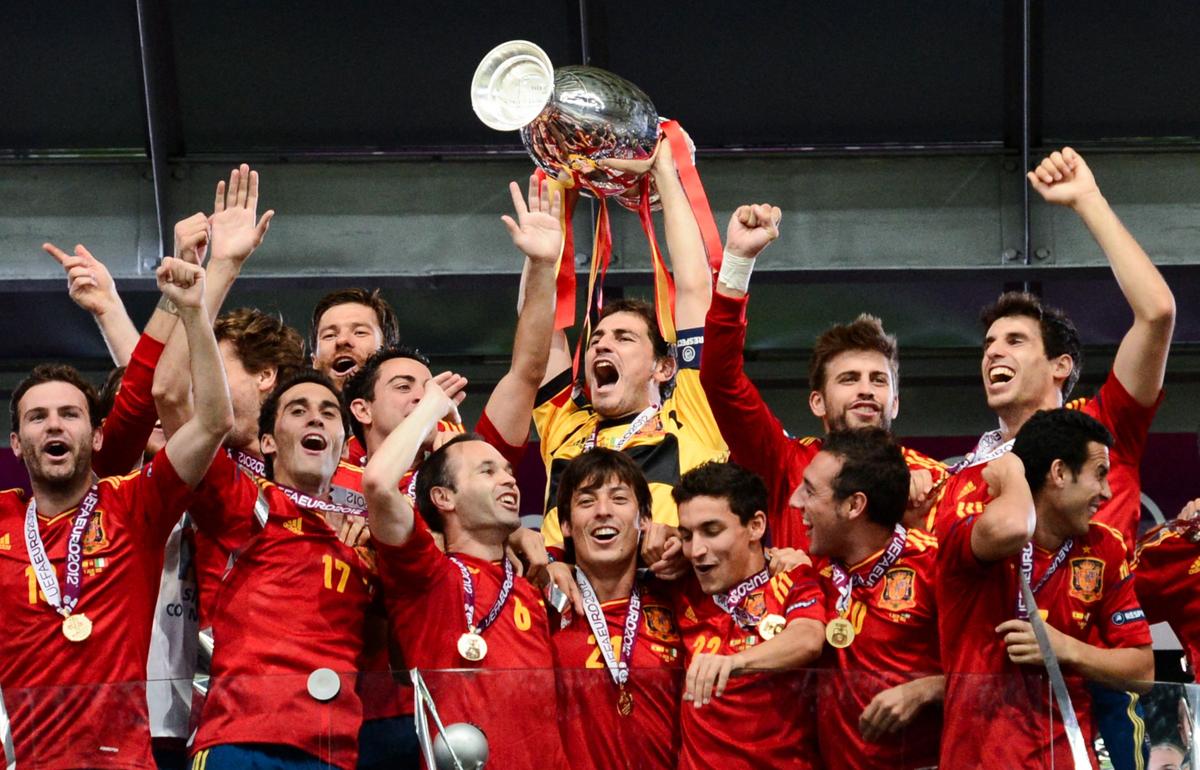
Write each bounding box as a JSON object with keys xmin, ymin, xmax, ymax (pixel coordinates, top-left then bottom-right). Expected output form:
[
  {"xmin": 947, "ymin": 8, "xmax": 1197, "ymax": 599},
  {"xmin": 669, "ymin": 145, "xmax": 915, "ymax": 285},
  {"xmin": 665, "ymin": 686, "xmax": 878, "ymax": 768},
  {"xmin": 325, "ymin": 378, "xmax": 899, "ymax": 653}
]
[
  {"xmin": 757, "ymin": 613, "xmax": 786, "ymax": 641},
  {"xmin": 825, "ymin": 617, "xmax": 855, "ymax": 649},
  {"xmin": 62, "ymin": 613, "xmax": 93, "ymax": 643},
  {"xmin": 457, "ymin": 631, "xmax": 488, "ymax": 662},
  {"xmin": 617, "ymin": 687, "xmax": 634, "ymax": 717}
]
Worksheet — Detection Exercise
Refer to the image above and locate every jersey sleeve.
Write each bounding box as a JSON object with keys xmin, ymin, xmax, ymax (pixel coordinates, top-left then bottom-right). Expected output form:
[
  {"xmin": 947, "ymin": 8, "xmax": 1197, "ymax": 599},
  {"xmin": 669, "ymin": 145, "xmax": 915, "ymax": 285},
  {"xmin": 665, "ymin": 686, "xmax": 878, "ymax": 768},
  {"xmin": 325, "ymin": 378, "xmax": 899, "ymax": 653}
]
[
  {"xmin": 475, "ymin": 409, "xmax": 527, "ymax": 470},
  {"xmin": 1093, "ymin": 529, "xmax": 1152, "ymax": 648},
  {"xmin": 532, "ymin": 369, "xmax": 576, "ymax": 445},
  {"xmin": 374, "ymin": 525, "xmax": 456, "ymax": 602},
  {"xmin": 667, "ymin": 327, "xmax": 727, "ymax": 453},
  {"xmin": 699, "ymin": 292, "xmax": 795, "ymax": 492},
  {"xmin": 1133, "ymin": 525, "xmax": 1189, "ymax": 626},
  {"xmin": 1077, "ymin": 370, "xmax": 1160, "ymax": 469},
  {"xmin": 939, "ymin": 513, "xmax": 992, "ymax": 579},
  {"xmin": 104, "ymin": 448, "xmax": 196, "ymax": 548},
  {"xmin": 93, "ymin": 333, "xmax": 165, "ymax": 478},
  {"xmin": 778, "ymin": 564, "xmax": 825, "ymax": 624},
  {"xmin": 186, "ymin": 450, "xmax": 261, "ymax": 556}
]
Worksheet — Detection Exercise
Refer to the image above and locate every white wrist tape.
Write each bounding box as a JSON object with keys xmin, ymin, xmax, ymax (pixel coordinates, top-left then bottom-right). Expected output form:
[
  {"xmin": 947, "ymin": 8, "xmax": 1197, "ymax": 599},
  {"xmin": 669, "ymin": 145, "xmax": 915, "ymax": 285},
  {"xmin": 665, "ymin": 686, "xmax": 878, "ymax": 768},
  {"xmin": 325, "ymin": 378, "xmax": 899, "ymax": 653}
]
[{"xmin": 717, "ymin": 250, "xmax": 756, "ymax": 293}]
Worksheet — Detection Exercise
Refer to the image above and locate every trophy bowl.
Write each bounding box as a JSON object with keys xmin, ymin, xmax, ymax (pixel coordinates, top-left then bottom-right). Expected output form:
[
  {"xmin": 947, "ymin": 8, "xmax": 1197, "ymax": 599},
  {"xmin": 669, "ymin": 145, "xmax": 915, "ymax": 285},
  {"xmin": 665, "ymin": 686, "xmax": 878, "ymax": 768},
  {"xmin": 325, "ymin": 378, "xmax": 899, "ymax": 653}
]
[{"xmin": 472, "ymin": 41, "xmax": 660, "ymax": 198}]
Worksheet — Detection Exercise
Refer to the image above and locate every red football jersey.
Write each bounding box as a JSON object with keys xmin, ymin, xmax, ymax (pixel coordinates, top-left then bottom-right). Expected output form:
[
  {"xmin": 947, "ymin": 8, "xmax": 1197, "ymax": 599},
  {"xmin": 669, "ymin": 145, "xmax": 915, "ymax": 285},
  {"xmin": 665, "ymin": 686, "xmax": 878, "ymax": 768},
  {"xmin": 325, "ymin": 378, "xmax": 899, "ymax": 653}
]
[
  {"xmin": 0, "ymin": 452, "xmax": 193, "ymax": 768},
  {"xmin": 1134, "ymin": 519, "xmax": 1200, "ymax": 674},
  {"xmin": 814, "ymin": 528, "xmax": 942, "ymax": 770},
  {"xmin": 189, "ymin": 464, "xmax": 377, "ymax": 770},
  {"xmin": 375, "ymin": 528, "xmax": 567, "ymax": 769},
  {"xmin": 937, "ymin": 514, "xmax": 1151, "ymax": 769},
  {"xmin": 933, "ymin": 371, "xmax": 1159, "ymax": 550},
  {"xmin": 550, "ymin": 581, "xmax": 683, "ymax": 770},
  {"xmin": 702, "ymin": 291, "xmax": 945, "ymax": 550},
  {"xmin": 672, "ymin": 564, "xmax": 825, "ymax": 770},
  {"xmin": 93, "ymin": 333, "xmax": 165, "ymax": 478}
]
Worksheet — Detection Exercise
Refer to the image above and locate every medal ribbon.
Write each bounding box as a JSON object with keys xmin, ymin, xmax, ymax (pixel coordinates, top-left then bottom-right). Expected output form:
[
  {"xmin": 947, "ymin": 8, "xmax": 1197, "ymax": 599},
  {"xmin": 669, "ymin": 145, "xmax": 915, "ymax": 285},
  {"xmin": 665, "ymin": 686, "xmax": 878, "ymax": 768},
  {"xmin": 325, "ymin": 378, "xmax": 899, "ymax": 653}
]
[
  {"xmin": 24, "ymin": 485, "xmax": 100, "ymax": 617},
  {"xmin": 575, "ymin": 568, "xmax": 641, "ymax": 687},
  {"xmin": 229, "ymin": 447, "xmax": 266, "ymax": 478},
  {"xmin": 583, "ymin": 405, "xmax": 658, "ymax": 452},
  {"xmin": 450, "ymin": 556, "xmax": 515, "ymax": 634},
  {"xmin": 828, "ymin": 524, "xmax": 908, "ymax": 616},
  {"xmin": 275, "ymin": 484, "xmax": 365, "ymax": 517},
  {"xmin": 1015, "ymin": 538, "xmax": 1074, "ymax": 620},
  {"xmin": 712, "ymin": 568, "xmax": 770, "ymax": 628}
]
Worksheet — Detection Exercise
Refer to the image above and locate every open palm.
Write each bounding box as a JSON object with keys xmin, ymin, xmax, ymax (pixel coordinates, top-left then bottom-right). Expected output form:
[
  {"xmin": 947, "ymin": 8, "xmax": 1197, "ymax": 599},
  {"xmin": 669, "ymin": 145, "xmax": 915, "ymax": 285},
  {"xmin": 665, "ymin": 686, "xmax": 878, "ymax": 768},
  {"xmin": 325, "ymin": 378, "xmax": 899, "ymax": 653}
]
[
  {"xmin": 502, "ymin": 175, "xmax": 563, "ymax": 264},
  {"xmin": 210, "ymin": 163, "xmax": 274, "ymax": 263}
]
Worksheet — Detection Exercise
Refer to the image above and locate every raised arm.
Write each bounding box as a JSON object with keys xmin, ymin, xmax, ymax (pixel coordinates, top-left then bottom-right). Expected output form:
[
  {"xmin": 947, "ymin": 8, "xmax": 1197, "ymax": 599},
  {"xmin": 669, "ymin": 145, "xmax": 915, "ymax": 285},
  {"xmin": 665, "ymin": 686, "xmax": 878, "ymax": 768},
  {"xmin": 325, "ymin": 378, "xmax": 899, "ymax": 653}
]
[
  {"xmin": 1028, "ymin": 148, "xmax": 1175, "ymax": 406},
  {"xmin": 651, "ymin": 134, "xmax": 711, "ymax": 330},
  {"xmin": 157, "ymin": 258, "xmax": 233, "ymax": 488},
  {"xmin": 488, "ymin": 176, "xmax": 563, "ymax": 445},
  {"xmin": 43, "ymin": 242, "xmax": 140, "ymax": 366},
  {"xmin": 154, "ymin": 165, "xmax": 274, "ymax": 435},
  {"xmin": 363, "ymin": 382, "xmax": 451, "ymax": 547},
  {"xmin": 970, "ymin": 452, "xmax": 1036, "ymax": 562}
]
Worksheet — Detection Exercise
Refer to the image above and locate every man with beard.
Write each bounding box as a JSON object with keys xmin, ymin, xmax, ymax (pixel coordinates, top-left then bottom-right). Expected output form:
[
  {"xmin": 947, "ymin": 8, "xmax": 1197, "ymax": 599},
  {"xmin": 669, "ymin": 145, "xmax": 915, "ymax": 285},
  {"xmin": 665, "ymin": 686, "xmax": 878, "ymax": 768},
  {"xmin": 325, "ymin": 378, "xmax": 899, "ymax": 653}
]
[
  {"xmin": 938, "ymin": 408, "xmax": 1153, "ymax": 769},
  {"xmin": 671, "ymin": 461, "xmax": 826, "ymax": 769},
  {"xmin": 0, "ymin": 256, "xmax": 231, "ymax": 768},
  {"xmin": 796, "ymin": 428, "xmax": 943, "ymax": 770},
  {"xmin": 365, "ymin": 386, "xmax": 568, "ymax": 768},
  {"xmin": 530, "ymin": 137, "xmax": 727, "ymax": 558},
  {"xmin": 700, "ymin": 202, "xmax": 945, "ymax": 550},
  {"xmin": 931, "ymin": 147, "xmax": 1175, "ymax": 769},
  {"xmin": 551, "ymin": 449, "xmax": 684, "ymax": 769},
  {"xmin": 188, "ymin": 370, "xmax": 376, "ymax": 770}
]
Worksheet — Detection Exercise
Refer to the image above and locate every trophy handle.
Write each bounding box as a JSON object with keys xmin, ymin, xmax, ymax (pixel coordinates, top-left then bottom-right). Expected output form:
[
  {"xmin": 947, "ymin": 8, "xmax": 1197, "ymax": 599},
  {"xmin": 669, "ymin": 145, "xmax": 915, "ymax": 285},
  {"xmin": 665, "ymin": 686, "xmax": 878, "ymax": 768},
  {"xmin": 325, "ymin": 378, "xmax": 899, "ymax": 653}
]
[{"xmin": 471, "ymin": 40, "xmax": 555, "ymax": 131}]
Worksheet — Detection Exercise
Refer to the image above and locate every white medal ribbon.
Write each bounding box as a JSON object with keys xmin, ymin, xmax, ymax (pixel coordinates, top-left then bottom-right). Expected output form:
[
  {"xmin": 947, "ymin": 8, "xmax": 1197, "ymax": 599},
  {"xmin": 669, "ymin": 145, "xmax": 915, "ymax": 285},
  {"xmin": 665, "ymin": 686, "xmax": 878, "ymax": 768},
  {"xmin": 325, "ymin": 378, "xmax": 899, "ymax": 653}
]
[
  {"xmin": 583, "ymin": 405, "xmax": 658, "ymax": 452},
  {"xmin": 1015, "ymin": 538, "xmax": 1074, "ymax": 620},
  {"xmin": 24, "ymin": 486, "xmax": 100, "ymax": 618},
  {"xmin": 575, "ymin": 568, "xmax": 641, "ymax": 688},
  {"xmin": 828, "ymin": 524, "xmax": 907, "ymax": 616}
]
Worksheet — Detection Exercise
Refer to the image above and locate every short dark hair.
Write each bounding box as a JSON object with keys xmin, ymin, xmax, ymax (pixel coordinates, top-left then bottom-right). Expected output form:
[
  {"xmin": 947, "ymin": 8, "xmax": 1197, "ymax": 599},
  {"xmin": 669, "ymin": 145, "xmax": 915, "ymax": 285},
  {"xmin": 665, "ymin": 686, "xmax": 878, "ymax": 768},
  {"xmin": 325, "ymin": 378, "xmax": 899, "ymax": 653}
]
[
  {"xmin": 821, "ymin": 428, "xmax": 911, "ymax": 528},
  {"xmin": 258, "ymin": 370, "xmax": 350, "ymax": 480},
  {"xmin": 343, "ymin": 345, "xmax": 433, "ymax": 446},
  {"xmin": 415, "ymin": 433, "xmax": 486, "ymax": 533},
  {"xmin": 1012, "ymin": 409, "xmax": 1113, "ymax": 494},
  {"xmin": 310, "ymin": 288, "xmax": 400, "ymax": 353},
  {"xmin": 556, "ymin": 448, "xmax": 653, "ymax": 527},
  {"xmin": 215, "ymin": 307, "xmax": 306, "ymax": 381},
  {"xmin": 597, "ymin": 298, "xmax": 669, "ymax": 360},
  {"xmin": 980, "ymin": 291, "xmax": 1082, "ymax": 399},
  {"xmin": 809, "ymin": 314, "xmax": 899, "ymax": 393},
  {"xmin": 672, "ymin": 461, "xmax": 768, "ymax": 525},
  {"xmin": 11, "ymin": 364, "xmax": 102, "ymax": 431},
  {"xmin": 97, "ymin": 366, "xmax": 126, "ymax": 422}
]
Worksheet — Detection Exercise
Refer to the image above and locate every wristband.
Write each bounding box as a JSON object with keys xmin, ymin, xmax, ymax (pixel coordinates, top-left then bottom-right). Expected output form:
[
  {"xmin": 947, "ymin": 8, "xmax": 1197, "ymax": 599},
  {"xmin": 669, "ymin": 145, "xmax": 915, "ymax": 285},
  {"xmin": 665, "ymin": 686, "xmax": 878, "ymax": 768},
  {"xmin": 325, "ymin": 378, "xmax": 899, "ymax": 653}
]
[
  {"xmin": 717, "ymin": 250, "xmax": 756, "ymax": 294},
  {"xmin": 156, "ymin": 295, "xmax": 179, "ymax": 316}
]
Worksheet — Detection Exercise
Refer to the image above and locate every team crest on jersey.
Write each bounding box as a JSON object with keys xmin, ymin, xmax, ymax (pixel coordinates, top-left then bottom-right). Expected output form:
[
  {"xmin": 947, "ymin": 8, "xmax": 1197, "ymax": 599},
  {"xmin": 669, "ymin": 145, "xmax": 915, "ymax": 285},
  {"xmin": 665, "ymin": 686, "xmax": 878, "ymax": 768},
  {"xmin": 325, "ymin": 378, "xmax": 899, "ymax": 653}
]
[
  {"xmin": 1069, "ymin": 557, "xmax": 1104, "ymax": 603},
  {"xmin": 643, "ymin": 604, "xmax": 680, "ymax": 642},
  {"xmin": 83, "ymin": 512, "xmax": 110, "ymax": 555},
  {"xmin": 879, "ymin": 567, "xmax": 917, "ymax": 612},
  {"xmin": 744, "ymin": 591, "xmax": 767, "ymax": 620}
]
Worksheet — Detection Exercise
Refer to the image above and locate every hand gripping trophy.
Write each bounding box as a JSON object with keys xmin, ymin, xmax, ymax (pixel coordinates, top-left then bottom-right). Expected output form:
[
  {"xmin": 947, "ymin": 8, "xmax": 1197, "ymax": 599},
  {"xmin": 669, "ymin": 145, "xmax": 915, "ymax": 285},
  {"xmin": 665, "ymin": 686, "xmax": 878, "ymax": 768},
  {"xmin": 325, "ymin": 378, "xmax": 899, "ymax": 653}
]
[{"xmin": 471, "ymin": 40, "xmax": 722, "ymax": 344}]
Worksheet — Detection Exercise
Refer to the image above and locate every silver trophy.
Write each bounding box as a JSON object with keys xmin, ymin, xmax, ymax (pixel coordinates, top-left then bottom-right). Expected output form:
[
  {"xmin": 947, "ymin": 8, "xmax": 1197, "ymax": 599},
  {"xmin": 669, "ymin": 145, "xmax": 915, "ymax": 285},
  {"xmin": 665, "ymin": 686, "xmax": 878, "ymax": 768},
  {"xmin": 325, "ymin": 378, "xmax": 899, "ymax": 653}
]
[{"xmin": 471, "ymin": 40, "xmax": 660, "ymax": 204}]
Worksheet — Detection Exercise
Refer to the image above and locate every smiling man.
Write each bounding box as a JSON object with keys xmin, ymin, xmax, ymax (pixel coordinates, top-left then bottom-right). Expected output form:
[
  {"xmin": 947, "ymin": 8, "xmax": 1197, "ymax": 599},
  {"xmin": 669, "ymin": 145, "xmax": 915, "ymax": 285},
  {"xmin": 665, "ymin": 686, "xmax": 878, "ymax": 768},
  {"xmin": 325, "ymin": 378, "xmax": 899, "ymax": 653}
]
[
  {"xmin": 0, "ymin": 256, "xmax": 231, "ymax": 768},
  {"xmin": 795, "ymin": 428, "xmax": 943, "ymax": 770},
  {"xmin": 700, "ymin": 202, "xmax": 945, "ymax": 550},
  {"xmin": 189, "ymin": 371, "xmax": 379, "ymax": 770},
  {"xmin": 671, "ymin": 461, "xmax": 826, "ymax": 770},
  {"xmin": 551, "ymin": 449, "xmax": 683, "ymax": 769},
  {"xmin": 365, "ymin": 383, "xmax": 567, "ymax": 768},
  {"xmin": 938, "ymin": 408, "xmax": 1153, "ymax": 769}
]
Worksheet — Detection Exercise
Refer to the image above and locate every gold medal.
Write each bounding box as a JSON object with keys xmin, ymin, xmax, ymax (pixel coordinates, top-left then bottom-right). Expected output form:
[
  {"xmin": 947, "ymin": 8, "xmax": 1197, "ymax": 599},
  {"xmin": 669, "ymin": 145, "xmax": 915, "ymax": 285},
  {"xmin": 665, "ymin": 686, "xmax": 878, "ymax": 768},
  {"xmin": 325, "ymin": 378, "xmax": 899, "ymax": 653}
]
[
  {"xmin": 62, "ymin": 613, "xmax": 92, "ymax": 643},
  {"xmin": 617, "ymin": 686, "xmax": 634, "ymax": 717},
  {"xmin": 457, "ymin": 631, "xmax": 488, "ymax": 662},
  {"xmin": 757, "ymin": 613, "xmax": 786, "ymax": 641},
  {"xmin": 825, "ymin": 617, "xmax": 855, "ymax": 649}
]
